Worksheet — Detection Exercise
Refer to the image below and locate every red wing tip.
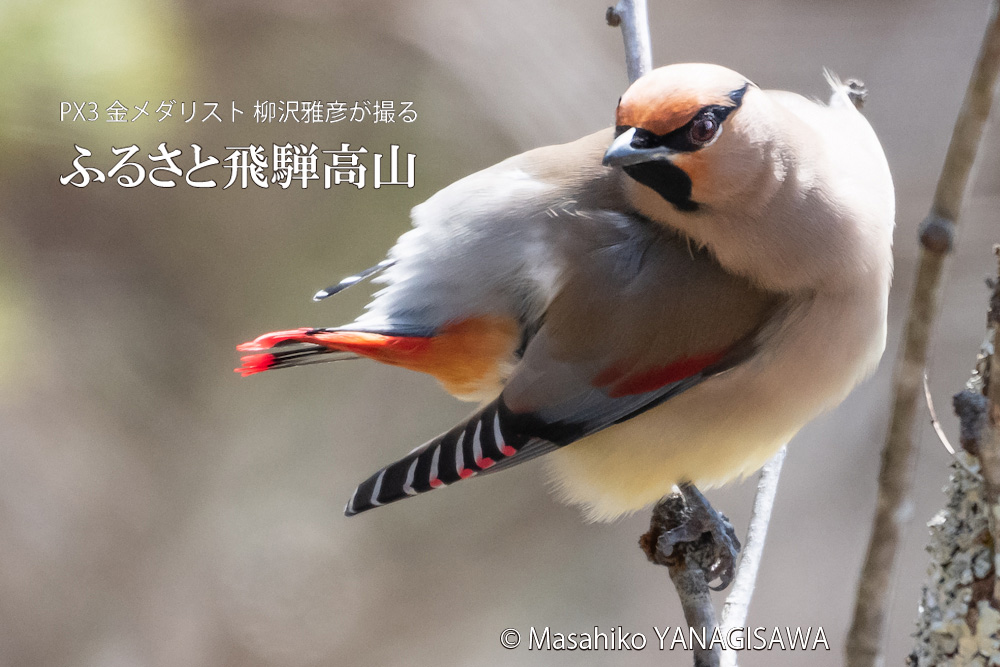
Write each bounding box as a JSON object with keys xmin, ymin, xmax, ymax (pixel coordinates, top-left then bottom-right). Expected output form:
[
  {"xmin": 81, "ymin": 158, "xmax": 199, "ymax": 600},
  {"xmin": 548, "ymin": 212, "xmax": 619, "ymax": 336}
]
[
  {"xmin": 235, "ymin": 353, "xmax": 276, "ymax": 377},
  {"xmin": 237, "ymin": 328, "xmax": 314, "ymax": 352},
  {"xmin": 600, "ymin": 352, "xmax": 728, "ymax": 398}
]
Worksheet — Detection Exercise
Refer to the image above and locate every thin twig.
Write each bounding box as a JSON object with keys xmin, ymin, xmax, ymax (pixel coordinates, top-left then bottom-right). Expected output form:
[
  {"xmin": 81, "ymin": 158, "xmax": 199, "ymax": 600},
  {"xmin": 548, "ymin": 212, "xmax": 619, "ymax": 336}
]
[
  {"xmin": 719, "ymin": 447, "xmax": 787, "ymax": 667},
  {"xmin": 607, "ymin": 8, "xmax": 791, "ymax": 666},
  {"xmin": 923, "ymin": 373, "xmax": 981, "ymax": 478},
  {"xmin": 846, "ymin": 3, "xmax": 1000, "ymax": 665},
  {"xmin": 608, "ymin": 7, "xmax": 723, "ymax": 665},
  {"xmin": 671, "ymin": 566, "xmax": 722, "ymax": 667},
  {"xmin": 606, "ymin": 0, "xmax": 652, "ymax": 83}
]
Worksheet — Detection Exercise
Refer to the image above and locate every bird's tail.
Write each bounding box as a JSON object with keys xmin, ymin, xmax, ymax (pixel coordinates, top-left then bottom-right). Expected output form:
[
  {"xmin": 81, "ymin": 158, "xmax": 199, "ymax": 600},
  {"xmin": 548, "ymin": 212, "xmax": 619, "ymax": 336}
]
[
  {"xmin": 235, "ymin": 328, "xmax": 434, "ymax": 377},
  {"xmin": 344, "ymin": 399, "xmax": 545, "ymax": 516},
  {"xmin": 237, "ymin": 259, "xmax": 409, "ymax": 376}
]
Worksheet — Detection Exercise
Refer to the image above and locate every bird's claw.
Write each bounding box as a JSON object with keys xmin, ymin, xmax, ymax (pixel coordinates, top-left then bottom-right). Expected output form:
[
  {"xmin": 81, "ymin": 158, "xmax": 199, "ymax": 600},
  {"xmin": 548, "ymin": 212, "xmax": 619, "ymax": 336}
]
[{"xmin": 641, "ymin": 483, "xmax": 741, "ymax": 590}]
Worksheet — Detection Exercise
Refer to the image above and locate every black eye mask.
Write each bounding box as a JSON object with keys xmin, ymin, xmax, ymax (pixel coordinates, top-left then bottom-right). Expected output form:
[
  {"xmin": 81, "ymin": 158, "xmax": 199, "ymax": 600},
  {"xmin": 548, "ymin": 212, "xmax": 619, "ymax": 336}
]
[{"xmin": 616, "ymin": 83, "xmax": 750, "ymax": 212}]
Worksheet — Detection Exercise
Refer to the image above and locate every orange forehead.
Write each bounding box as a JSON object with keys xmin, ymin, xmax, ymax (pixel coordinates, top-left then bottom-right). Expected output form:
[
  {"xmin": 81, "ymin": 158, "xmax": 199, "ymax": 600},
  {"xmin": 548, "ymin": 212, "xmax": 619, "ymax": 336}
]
[
  {"xmin": 616, "ymin": 95, "xmax": 704, "ymax": 136},
  {"xmin": 615, "ymin": 64, "xmax": 749, "ymax": 136}
]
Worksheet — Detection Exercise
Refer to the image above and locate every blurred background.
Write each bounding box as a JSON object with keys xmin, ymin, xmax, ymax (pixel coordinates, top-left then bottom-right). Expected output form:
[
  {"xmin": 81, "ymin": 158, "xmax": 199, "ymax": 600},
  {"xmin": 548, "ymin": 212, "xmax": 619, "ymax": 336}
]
[{"xmin": 1, "ymin": 0, "xmax": 998, "ymax": 665}]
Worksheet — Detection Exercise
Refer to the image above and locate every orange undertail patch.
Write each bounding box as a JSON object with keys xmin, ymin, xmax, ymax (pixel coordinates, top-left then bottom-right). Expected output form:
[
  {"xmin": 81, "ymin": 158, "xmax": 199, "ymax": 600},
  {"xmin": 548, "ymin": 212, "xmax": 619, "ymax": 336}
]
[{"xmin": 237, "ymin": 316, "xmax": 519, "ymax": 398}]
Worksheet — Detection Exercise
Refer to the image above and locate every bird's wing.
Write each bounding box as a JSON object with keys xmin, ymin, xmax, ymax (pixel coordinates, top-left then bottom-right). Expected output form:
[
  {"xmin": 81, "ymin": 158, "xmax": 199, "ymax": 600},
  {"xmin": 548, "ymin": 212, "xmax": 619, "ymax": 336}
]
[
  {"xmin": 236, "ymin": 128, "xmax": 785, "ymax": 515},
  {"xmin": 345, "ymin": 215, "xmax": 784, "ymax": 515}
]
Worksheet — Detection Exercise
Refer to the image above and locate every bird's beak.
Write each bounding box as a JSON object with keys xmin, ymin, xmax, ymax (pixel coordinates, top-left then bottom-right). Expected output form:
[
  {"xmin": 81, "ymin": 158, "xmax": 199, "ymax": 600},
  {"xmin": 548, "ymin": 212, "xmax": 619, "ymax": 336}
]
[{"xmin": 602, "ymin": 127, "xmax": 677, "ymax": 167}]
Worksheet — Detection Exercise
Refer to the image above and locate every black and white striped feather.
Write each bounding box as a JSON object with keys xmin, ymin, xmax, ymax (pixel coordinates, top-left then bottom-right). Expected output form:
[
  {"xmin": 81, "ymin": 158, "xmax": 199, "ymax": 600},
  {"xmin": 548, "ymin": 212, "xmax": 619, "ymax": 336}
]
[
  {"xmin": 313, "ymin": 259, "xmax": 396, "ymax": 301},
  {"xmin": 345, "ymin": 399, "xmax": 545, "ymax": 515},
  {"xmin": 342, "ymin": 353, "xmax": 734, "ymax": 516}
]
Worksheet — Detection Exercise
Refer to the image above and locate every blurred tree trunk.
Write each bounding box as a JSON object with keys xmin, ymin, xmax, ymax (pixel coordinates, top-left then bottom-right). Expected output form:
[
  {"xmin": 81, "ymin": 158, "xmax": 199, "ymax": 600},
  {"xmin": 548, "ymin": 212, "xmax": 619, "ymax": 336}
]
[
  {"xmin": 847, "ymin": 2, "xmax": 1000, "ymax": 663},
  {"xmin": 908, "ymin": 249, "xmax": 1000, "ymax": 666}
]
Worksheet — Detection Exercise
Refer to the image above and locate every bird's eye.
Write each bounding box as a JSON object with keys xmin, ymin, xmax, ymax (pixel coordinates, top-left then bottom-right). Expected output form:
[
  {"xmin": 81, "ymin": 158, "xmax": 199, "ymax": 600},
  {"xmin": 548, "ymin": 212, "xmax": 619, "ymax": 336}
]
[{"xmin": 689, "ymin": 116, "xmax": 719, "ymax": 145}]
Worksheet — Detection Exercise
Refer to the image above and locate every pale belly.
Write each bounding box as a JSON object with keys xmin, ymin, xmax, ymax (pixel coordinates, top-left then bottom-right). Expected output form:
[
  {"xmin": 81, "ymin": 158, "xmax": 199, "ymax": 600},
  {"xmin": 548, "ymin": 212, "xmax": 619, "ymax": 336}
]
[{"xmin": 546, "ymin": 290, "xmax": 887, "ymax": 522}]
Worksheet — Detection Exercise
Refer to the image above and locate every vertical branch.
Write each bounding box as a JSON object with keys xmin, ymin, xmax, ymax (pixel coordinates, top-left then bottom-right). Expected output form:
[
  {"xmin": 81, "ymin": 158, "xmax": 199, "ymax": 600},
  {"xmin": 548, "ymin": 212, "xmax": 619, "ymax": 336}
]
[
  {"xmin": 641, "ymin": 495, "xmax": 723, "ymax": 667},
  {"xmin": 672, "ymin": 567, "xmax": 722, "ymax": 667},
  {"xmin": 606, "ymin": 0, "xmax": 653, "ymax": 83},
  {"xmin": 608, "ymin": 7, "xmax": 789, "ymax": 667},
  {"xmin": 720, "ymin": 447, "xmax": 787, "ymax": 667},
  {"xmin": 607, "ymin": 5, "xmax": 721, "ymax": 665},
  {"xmin": 846, "ymin": 3, "xmax": 1000, "ymax": 665}
]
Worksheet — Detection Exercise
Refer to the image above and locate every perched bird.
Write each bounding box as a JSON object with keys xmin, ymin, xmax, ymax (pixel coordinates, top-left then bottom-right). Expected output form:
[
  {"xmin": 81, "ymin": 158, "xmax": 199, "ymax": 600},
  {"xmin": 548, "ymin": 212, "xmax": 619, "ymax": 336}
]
[{"xmin": 238, "ymin": 63, "xmax": 894, "ymax": 525}]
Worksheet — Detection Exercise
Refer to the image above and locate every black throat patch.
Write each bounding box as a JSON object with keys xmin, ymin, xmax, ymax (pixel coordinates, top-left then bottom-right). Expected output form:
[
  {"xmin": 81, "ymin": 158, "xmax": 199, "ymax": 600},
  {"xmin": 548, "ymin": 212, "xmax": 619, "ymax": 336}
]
[{"xmin": 623, "ymin": 161, "xmax": 699, "ymax": 212}]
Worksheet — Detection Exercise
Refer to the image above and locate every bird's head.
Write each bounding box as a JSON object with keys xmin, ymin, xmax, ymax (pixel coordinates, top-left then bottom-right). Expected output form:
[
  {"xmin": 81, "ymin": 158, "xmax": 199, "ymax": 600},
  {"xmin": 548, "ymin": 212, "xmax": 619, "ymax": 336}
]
[
  {"xmin": 603, "ymin": 63, "xmax": 894, "ymax": 293},
  {"xmin": 604, "ymin": 63, "xmax": 777, "ymax": 218}
]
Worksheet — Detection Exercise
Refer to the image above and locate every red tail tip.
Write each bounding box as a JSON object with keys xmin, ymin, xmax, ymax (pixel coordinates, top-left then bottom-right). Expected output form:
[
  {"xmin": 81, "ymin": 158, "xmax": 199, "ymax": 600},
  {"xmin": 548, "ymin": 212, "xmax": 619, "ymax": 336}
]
[
  {"xmin": 235, "ymin": 353, "xmax": 277, "ymax": 377},
  {"xmin": 236, "ymin": 328, "xmax": 313, "ymax": 353}
]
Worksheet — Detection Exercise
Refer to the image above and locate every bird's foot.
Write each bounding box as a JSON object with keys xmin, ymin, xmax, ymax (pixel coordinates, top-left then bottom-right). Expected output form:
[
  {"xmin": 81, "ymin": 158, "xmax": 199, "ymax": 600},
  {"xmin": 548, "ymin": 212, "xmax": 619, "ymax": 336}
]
[{"xmin": 639, "ymin": 482, "xmax": 741, "ymax": 590}]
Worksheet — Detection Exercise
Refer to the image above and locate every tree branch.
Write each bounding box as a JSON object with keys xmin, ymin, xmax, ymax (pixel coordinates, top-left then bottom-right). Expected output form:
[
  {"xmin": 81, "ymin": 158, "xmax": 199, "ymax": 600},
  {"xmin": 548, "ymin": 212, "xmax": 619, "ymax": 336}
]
[
  {"xmin": 607, "ymin": 7, "xmax": 723, "ymax": 666},
  {"xmin": 607, "ymin": 7, "xmax": 789, "ymax": 667},
  {"xmin": 606, "ymin": 0, "xmax": 652, "ymax": 83},
  {"xmin": 640, "ymin": 495, "xmax": 723, "ymax": 667},
  {"xmin": 605, "ymin": 6, "xmax": 721, "ymax": 667},
  {"xmin": 720, "ymin": 447, "xmax": 787, "ymax": 667},
  {"xmin": 846, "ymin": 3, "xmax": 1000, "ymax": 665}
]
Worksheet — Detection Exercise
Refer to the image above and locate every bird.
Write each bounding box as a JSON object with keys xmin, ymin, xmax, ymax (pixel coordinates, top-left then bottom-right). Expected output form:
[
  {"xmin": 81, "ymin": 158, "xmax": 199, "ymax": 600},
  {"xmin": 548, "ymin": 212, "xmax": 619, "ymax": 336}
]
[{"xmin": 237, "ymin": 63, "xmax": 894, "ymax": 526}]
